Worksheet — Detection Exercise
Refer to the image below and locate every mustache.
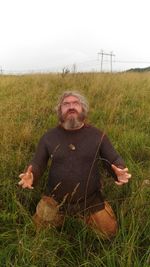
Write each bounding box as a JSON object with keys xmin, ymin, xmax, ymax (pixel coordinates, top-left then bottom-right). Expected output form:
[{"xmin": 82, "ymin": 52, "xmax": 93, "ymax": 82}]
[
  {"xmin": 66, "ymin": 108, "xmax": 78, "ymax": 114},
  {"xmin": 59, "ymin": 109, "xmax": 86, "ymax": 123},
  {"xmin": 61, "ymin": 109, "xmax": 79, "ymax": 122}
]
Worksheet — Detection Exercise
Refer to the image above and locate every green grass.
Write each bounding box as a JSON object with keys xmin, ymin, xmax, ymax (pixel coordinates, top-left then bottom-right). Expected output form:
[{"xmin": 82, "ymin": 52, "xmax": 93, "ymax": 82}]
[{"xmin": 0, "ymin": 72, "xmax": 150, "ymax": 266}]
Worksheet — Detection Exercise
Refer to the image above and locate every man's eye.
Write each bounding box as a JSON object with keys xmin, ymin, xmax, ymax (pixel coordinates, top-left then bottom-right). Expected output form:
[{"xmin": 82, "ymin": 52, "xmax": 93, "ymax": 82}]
[
  {"xmin": 63, "ymin": 102, "xmax": 69, "ymax": 107},
  {"xmin": 62, "ymin": 101, "xmax": 80, "ymax": 107},
  {"xmin": 74, "ymin": 101, "xmax": 80, "ymax": 106}
]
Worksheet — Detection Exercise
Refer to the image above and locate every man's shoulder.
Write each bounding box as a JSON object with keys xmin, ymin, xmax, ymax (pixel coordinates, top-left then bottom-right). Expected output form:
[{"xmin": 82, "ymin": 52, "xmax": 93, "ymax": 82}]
[
  {"xmin": 85, "ymin": 124, "xmax": 104, "ymax": 135},
  {"xmin": 43, "ymin": 126, "xmax": 60, "ymax": 137}
]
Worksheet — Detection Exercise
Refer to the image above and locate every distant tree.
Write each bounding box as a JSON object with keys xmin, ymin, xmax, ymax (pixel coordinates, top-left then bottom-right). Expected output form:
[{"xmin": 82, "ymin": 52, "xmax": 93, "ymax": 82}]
[
  {"xmin": 62, "ymin": 67, "xmax": 70, "ymax": 77},
  {"xmin": 127, "ymin": 66, "xmax": 150, "ymax": 72},
  {"xmin": 72, "ymin": 63, "xmax": 77, "ymax": 73}
]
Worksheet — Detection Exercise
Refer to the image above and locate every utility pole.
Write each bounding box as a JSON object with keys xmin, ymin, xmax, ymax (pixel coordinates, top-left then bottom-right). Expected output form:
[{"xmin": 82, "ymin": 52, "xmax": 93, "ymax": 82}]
[
  {"xmin": 98, "ymin": 50, "xmax": 115, "ymax": 72},
  {"xmin": 110, "ymin": 51, "xmax": 115, "ymax": 72},
  {"xmin": 98, "ymin": 49, "xmax": 104, "ymax": 72}
]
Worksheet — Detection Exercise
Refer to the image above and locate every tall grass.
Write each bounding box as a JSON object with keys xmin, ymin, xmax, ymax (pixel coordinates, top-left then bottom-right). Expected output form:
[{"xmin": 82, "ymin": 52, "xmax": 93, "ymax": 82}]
[{"xmin": 0, "ymin": 72, "xmax": 150, "ymax": 266}]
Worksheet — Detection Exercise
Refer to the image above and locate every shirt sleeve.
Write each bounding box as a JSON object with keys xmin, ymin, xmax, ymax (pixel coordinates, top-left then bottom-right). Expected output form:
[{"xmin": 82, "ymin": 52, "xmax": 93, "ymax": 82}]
[
  {"xmin": 28, "ymin": 134, "xmax": 49, "ymax": 184},
  {"xmin": 99, "ymin": 134, "xmax": 125, "ymax": 180}
]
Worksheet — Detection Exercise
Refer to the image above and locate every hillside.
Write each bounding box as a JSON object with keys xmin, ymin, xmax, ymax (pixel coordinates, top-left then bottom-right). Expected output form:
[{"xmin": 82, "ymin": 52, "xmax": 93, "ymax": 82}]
[{"xmin": 127, "ymin": 66, "xmax": 150, "ymax": 72}]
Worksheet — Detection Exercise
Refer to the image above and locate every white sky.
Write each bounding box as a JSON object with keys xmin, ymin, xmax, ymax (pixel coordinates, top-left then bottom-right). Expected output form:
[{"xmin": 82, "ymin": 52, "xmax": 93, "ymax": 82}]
[{"xmin": 0, "ymin": 0, "xmax": 150, "ymax": 73}]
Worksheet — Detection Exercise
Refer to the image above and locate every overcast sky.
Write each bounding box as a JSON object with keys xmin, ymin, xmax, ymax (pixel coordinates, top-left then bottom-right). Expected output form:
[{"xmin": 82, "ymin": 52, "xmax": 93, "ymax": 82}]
[{"xmin": 1, "ymin": 0, "xmax": 150, "ymax": 73}]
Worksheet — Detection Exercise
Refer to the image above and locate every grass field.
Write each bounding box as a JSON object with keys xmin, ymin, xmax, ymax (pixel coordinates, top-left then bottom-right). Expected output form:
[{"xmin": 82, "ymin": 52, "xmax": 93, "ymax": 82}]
[{"xmin": 0, "ymin": 72, "xmax": 150, "ymax": 266}]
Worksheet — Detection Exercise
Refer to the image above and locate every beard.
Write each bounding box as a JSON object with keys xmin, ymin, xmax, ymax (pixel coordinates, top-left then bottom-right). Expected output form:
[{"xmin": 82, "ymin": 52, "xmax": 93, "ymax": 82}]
[{"xmin": 59, "ymin": 109, "xmax": 86, "ymax": 130}]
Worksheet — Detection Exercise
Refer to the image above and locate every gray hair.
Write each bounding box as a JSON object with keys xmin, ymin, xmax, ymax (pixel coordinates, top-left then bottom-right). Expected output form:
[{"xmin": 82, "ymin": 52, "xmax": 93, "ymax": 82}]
[{"xmin": 55, "ymin": 90, "xmax": 89, "ymax": 117}]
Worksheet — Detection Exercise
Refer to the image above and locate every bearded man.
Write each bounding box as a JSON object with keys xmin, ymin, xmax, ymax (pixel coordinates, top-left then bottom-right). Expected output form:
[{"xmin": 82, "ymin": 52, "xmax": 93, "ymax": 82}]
[{"xmin": 19, "ymin": 91, "xmax": 131, "ymax": 238}]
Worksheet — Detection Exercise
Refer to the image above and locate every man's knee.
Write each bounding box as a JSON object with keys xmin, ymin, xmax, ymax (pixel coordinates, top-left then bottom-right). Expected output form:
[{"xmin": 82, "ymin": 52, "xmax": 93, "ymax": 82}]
[
  {"xmin": 33, "ymin": 196, "xmax": 64, "ymax": 229},
  {"xmin": 86, "ymin": 201, "xmax": 118, "ymax": 239},
  {"xmin": 106, "ymin": 217, "xmax": 118, "ymax": 238}
]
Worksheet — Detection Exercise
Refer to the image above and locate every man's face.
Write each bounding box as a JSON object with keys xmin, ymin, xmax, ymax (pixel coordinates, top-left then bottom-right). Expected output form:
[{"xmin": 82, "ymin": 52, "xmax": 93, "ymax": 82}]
[
  {"xmin": 60, "ymin": 95, "xmax": 85, "ymax": 129},
  {"xmin": 61, "ymin": 96, "xmax": 82, "ymax": 119}
]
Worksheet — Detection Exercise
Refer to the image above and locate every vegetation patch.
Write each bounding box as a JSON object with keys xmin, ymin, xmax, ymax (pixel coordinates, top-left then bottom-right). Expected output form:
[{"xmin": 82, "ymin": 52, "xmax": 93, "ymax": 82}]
[{"xmin": 0, "ymin": 72, "xmax": 150, "ymax": 266}]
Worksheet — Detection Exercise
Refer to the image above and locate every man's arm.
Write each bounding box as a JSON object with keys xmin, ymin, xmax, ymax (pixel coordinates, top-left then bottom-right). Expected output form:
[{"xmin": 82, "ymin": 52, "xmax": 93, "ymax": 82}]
[
  {"xmin": 18, "ymin": 134, "xmax": 49, "ymax": 189},
  {"xmin": 99, "ymin": 134, "xmax": 131, "ymax": 185}
]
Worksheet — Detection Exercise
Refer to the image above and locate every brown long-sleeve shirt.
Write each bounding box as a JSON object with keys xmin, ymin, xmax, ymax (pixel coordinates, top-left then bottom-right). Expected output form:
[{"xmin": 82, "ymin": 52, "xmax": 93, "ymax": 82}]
[{"xmin": 30, "ymin": 124, "xmax": 125, "ymax": 215}]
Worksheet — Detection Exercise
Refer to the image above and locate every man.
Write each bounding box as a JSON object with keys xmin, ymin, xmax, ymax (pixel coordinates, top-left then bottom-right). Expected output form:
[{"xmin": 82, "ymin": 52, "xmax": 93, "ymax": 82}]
[{"xmin": 19, "ymin": 91, "xmax": 131, "ymax": 238}]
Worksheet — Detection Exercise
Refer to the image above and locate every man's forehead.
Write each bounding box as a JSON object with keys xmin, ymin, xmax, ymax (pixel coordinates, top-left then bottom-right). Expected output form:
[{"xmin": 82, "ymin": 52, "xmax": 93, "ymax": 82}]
[{"xmin": 62, "ymin": 95, "xmax": 80, "ymax": 102}]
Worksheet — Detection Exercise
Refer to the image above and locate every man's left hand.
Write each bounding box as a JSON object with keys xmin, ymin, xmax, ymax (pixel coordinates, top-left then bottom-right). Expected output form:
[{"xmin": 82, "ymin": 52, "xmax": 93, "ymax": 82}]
[{"xmin": 111, "ymin": 164, "xmax": 132, "ymax": 185}]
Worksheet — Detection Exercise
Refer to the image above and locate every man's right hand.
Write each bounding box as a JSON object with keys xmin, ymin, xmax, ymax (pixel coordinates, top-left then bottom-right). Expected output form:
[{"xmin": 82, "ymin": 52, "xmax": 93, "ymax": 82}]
[{"xmin": 18, "ymin": 165, "xmax": 34, "ymax": 189}]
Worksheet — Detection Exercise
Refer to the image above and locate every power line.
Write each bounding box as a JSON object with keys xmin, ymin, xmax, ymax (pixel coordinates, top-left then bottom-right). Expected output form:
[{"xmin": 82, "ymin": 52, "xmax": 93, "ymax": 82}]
[
  {"xmin": 1, "ymin": 55, "xmax": 150, "ymax": 74},
  {"xmin": 115, "ymin": 59, "xmax": 150, "ymax": 64}
]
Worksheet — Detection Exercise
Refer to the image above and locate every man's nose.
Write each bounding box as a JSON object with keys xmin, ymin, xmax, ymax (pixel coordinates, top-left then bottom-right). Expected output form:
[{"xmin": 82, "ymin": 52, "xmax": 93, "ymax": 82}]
[{"xmin": 69, "ymin": 102, "xmax": 74, "ymax": 108}]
